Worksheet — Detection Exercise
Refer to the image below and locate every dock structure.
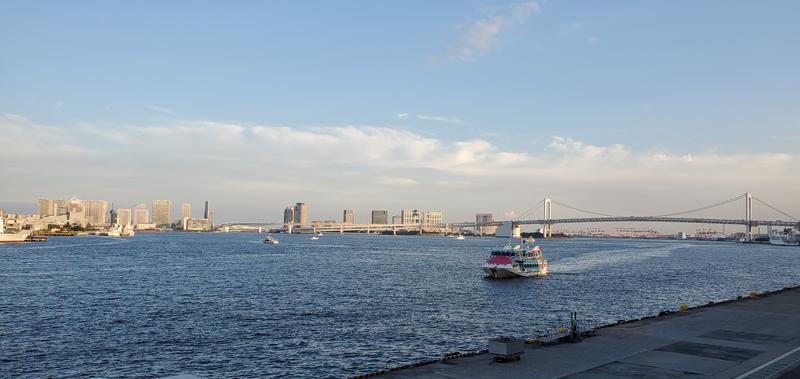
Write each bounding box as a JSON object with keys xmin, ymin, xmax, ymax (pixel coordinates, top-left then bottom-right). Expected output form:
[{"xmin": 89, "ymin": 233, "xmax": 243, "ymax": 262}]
[{"xmin": 376, "ymin": 287, "xmax": 800, "ymax": 378}]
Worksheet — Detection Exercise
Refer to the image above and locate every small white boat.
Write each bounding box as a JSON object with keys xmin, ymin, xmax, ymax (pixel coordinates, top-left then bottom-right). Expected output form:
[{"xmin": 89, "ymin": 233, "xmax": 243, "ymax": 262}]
[
  {"xmin": 455, "ymin": 234, "xmax": 465, "ymax": 240},
  {"xmin": 263, "ymin": 235, "xmax": 279, "ymax": 244},
  {"xmin": 310, "ymin": 235, "xmax": 319, "ymax": 240}
]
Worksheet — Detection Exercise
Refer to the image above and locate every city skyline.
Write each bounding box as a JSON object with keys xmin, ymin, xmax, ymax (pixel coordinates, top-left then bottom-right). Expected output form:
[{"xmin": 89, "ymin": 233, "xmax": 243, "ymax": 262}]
[{"xmin": 1, "ymin": 1, "xmax": 798, "ymax": 223}]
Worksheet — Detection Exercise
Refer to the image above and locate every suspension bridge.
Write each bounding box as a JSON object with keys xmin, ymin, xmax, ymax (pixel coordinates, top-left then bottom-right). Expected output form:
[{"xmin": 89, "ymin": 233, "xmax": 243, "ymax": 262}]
[
  {"xmin": 478, "ymin": 193, "xmax": 798, "ymax": 240},
  {"xmin": 222, "ymin": 193, "xmax": 798, "ymax": 240}
]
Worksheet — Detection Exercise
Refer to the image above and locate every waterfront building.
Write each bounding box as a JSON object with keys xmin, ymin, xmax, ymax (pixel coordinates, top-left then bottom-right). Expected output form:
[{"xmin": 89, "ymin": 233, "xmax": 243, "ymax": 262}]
[
  {"xmin": 392, "ymin": 215, "xmax": 401, "ymax": 225},
  {"xmin": 401, "ymin": 209, "xmax": 420, "ymax": 224},
  {"xmin": 204, "ymin": 201, "xmax": 213, "ymax": 227},
  {"xmin": 343, "ymin": 209, "xmax": 354, "ymax": 224},
  {"xmin": 152, "ymin": 200, "xmax": 171, "ymax": 226},
  {"xmin": 476, "ymin": 213, "xmax": 497, "ymax": 235},
  {"xmin": 181, "ymin": 203, "xmax": 191, "ymax": 219},
  {"xmin": 82, "ymin": 199, "xmax": 108, "ymax": 225},
  {"xmin": 117, "ymin": 208, "xmax": 132, "ymax": 226},
  {"xmin": 284, "ymin": 206, "xmax": 295, "ymax": 224},
  {"xmin": 422, "ymin": 211, "xmax": 443, "ymax": 226},
  {"xmin": 185, "ymin": 217, "xmax": 211, "ymax": 231},
  {"xmin": 294, "ymin": 202, "xmax": 308, "ymax": 227},
  {"xmin": 371, "ymin": 210, "xmax": 388, "ymax": 224},
  {"xmin": 311, "ymin": 220, "xmax": 337, "ymax": 228},
  {"xmin": 133, "ymin": 206, "xmax": 150, "ymax": 225}
]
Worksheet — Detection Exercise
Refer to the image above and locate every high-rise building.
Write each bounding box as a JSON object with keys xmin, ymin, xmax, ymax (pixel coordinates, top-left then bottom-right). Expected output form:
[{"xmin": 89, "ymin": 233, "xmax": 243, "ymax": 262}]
[
  {"xmin": 37, "ymin": 198, "xmax": 68, "ymax": 217},
  {"xmin": 294, "ymin": 202, "xmax": 308, "ymax": 227},
  {"xmin": 392, "ymin": 215, "xmax": 402, "ymax": 225},
  {"xmin": 117, "ymin": 209, "xmax": 133, "ymax": 226},
  {"xmin": 82, "ymin": 200, "xmax": 108, "ymax": 225},
  {"xmin": 476, "ymin": 213, "xmax": 497, "ymax": 235},
  {"xmin": 67, "ymin": 198, "xmax": 85, "ymax": 223},
  {"xmin": 283, "ymin": 206, "xmax": 295, "ymax": 224},
  {"xmin": 402, "ymin": 209, "xmax": 422, "ymax": 224},
  {"xmin": 401, "ymin": 209, "xmax": 414, "ymax": 224},
  {"xmin": 422, "ymin": 211, "xmax": 443, "ymax": 226},
  {"xmin": 133, "ymin": 205, "xmax": 149, "ymax": 225},
  {"xmin": 371, "ymin": 210, "xmax": 388, "ymax": 224},
  {"xmin": 203, "ymin": 201, "xmax": 213, "ymax": 226},
  {"xmin": 343, "ymin": 209, "xmax": 354, "ymax": 224},
  {"xmin": 181, "ymin": 203, "xmax": 191, "ymax": 219},
  {"xmin": 152, "ymin": 200, "xmax": 172, "ymax": 226},
  {"xmin": 37, "ymin": 198, "xmax": 53, "ymax": 217}
]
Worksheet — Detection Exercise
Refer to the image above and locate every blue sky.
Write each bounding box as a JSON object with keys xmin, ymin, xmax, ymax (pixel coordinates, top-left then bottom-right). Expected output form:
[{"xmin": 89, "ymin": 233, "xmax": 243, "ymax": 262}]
[{"xmin": 1, "ymin": 1, "xmax": 798, "ymax": 224}]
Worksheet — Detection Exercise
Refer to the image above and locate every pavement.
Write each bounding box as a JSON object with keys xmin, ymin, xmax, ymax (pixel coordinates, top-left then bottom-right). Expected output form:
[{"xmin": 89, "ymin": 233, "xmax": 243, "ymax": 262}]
[{"xmin": 379, "ymin": 287, "xmax": 800, "ymax": 378}]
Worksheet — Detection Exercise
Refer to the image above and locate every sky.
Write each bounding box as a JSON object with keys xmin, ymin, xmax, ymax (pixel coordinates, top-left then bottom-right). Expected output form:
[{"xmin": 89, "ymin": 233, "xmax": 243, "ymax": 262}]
[{"xmin": 1, "ymin": 1, "xmax": 798, "ymax": 227}]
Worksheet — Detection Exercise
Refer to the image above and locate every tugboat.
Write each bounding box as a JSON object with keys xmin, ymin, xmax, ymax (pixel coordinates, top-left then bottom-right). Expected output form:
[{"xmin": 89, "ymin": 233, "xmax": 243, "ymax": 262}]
[
  {"xmin": 483, "ymin": 240, "xmax": 548, "ymax": 279},
  {"xmin": 263, "ymin": 235, "xmax": 279, "ymax": 244}
]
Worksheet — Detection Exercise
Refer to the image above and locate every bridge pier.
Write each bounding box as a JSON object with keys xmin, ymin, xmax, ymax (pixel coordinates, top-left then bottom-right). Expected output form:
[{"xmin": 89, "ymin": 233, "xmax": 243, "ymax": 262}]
[
  {"xmin": 544, "ymin": 197, "xmax": 552, "ymax": 238},
  {"xmin": 746, "ymin": 193, "xmax": 753, "ymax": 241}
]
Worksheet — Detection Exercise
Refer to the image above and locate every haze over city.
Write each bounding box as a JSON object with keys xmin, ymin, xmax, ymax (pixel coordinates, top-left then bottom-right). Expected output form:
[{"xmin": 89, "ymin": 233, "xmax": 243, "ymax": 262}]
[{"xmin": 1, "ymin": 1, "xmax": 798, "ymax": 223}]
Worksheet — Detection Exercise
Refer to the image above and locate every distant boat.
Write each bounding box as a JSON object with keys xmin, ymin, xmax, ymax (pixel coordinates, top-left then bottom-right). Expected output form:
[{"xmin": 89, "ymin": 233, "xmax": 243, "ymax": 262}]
[
  {"xmin": 455, "ymin": 234, "xmax": 465, "ymax": 240},
  {"xmin": 768, "ymin": 226, "xmax": 799, "ymax": 246},
  {"xmin": 310, "ymin": 235, "xmax": 319, "ymax": 240},
  {"xmin": 100, "ymin": 224, "xmax": 135, "ymax": 237},
  {"xmin": 263, "ymin": 235, "xmax": 279, "ymax": 244},
  {"xmin": 0, "ymin": 217, "xmax": 34, "ymax": 243}
]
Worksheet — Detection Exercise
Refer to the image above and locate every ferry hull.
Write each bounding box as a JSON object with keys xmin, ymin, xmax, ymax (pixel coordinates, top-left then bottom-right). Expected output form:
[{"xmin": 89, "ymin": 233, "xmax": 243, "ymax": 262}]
[
  {"xmin": 483, "ymin": 265, "xmax": 547, "ymax": 279},
  {"xmin": 0, "ymin": 230, "xmax": 34, "ymax": 243}
]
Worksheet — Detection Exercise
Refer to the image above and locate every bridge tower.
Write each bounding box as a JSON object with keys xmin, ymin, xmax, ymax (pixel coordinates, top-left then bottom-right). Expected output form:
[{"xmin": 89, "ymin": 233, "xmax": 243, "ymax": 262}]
[
  {"xmin": 543, "ymin": 197, "xmax": 552, "ymax": 238},
  {"xmin": 745, "ymin": 192, "xmax": 753, "ymax": 241}
]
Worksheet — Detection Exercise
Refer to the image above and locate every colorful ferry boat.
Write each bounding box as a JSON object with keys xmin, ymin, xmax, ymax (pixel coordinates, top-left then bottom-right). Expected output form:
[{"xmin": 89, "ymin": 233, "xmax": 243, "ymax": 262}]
[{"xmin": 483, "ymin": 240, "xmax": 548, "ymax": 279}]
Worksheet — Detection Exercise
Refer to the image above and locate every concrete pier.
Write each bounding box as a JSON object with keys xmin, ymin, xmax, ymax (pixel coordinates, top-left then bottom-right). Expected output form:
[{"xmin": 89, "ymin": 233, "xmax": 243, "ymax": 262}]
[{"xmin": 378, "ymin": 287, "xmax": 800, "ymax": 378}]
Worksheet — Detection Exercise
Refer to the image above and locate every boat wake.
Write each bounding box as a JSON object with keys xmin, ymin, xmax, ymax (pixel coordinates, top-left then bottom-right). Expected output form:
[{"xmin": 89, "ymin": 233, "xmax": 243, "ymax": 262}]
[
  {"xmin": 550, "ymin": 244, "xmax": 683, "ymax": 273},
  {"xmin": 3, "ymin": 239, "xmax": 132, "ymax": 251}
]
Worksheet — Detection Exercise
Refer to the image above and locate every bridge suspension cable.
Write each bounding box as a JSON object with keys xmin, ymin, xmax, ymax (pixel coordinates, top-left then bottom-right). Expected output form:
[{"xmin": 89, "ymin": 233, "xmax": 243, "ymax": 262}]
[
  {"xmin": 551, "ymin": 200, "xmax": 621, "ymax": 217},
  {"xmin": 652, "ymin": 194, "xmax": 746, "ymax": 217},
  {"xmin": 751, "ymin": 196, "xmax": 798, "ymax": 221},
  {"xmin": 514, "ymin": 199, "xmax": 545, "ymax": 221}
]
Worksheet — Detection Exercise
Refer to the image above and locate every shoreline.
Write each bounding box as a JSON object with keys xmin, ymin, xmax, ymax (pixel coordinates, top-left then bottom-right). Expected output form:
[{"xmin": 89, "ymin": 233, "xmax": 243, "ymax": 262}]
[{"xmin": 352, "ymin": 285, "xmax": 800, "ymax": 378}]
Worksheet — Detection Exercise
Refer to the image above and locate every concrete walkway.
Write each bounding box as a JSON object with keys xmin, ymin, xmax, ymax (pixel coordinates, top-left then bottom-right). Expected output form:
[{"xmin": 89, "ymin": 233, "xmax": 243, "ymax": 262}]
[{"xmin": 381, "ymin": 288, "xmax": 800, "ymax": 378}]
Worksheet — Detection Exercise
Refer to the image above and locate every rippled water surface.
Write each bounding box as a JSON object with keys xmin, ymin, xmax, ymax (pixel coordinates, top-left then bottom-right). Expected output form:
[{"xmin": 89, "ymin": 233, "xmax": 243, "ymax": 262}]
[{"xmin": 1, "ymin": 233, "xmax": 798, "ymax": 378}]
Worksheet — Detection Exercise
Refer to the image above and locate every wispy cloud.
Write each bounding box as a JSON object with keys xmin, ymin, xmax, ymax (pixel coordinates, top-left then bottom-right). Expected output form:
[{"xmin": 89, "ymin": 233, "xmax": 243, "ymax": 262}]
[
  {"xmin": 377, "ymin": 176, "xmax": 418, "ymax": 187},
  {"xmin": 395, "ymin": 113, "xmax": 409, "ymax": 119},
  {"xmin": 147, "ymin": 104, "xmax": 176, "ymax": 115},
  {"xmin": 416, "ymin": 114, "xmax": 464, "ymax": 124},
  {"xmin": 436, "ymin": 1, "xmax": 541, "ymax": 62}
]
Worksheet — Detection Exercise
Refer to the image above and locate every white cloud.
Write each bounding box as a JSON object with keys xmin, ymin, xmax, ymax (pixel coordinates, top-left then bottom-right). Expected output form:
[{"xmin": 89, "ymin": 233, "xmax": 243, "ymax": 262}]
[
  {"xmin": 395, "ymin": 113, "xmax": 409, "ymax": 119},
  {"xmin": 416, "ymin": 114, "xmax": 465, "ymax": 124},
  {"xmin": 438, "ymin": 1, "xmax": 540, "ymax": 61},
  {"xmin": 1, "ymin": 114, "xmax": 797, "ymax": 222}
]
